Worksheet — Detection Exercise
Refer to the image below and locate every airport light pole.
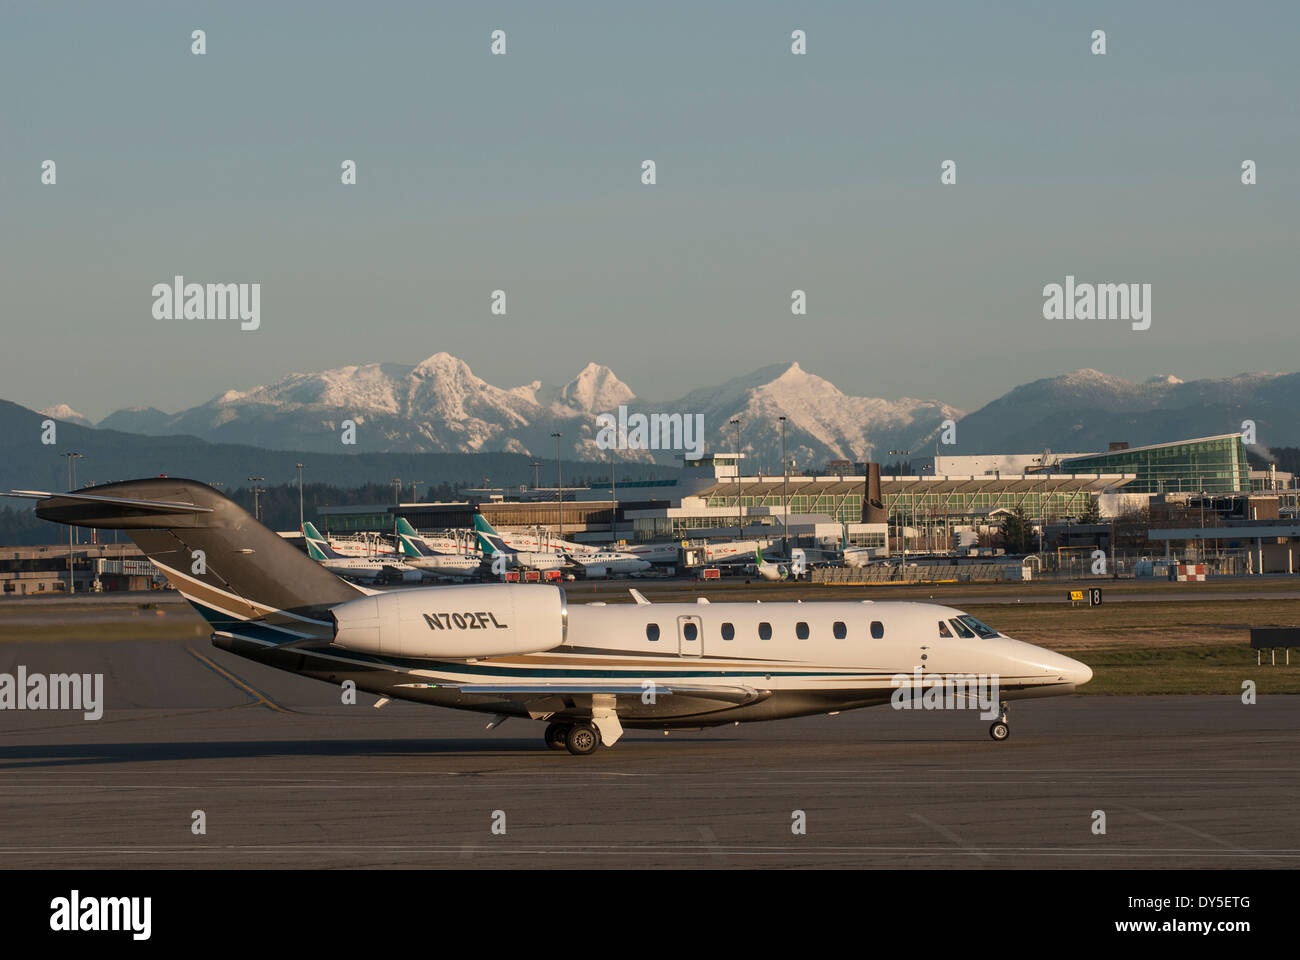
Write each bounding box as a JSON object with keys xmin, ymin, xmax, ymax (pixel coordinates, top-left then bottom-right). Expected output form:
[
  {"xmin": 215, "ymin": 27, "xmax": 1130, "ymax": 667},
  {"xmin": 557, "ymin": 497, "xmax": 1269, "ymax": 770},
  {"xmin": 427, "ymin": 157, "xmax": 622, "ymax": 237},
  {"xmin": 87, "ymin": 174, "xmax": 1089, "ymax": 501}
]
[
  {"xmin": 391, "ymin": 478, "xmax": 402, "ymax": 541},
  {"xmin": 61, "ymin": 452, "xmax": 82, "ymax": 592},
  {"xmin": 889, "ymin": 451, "xmax": 909, "ymax": 555},
  {"xmin": 247, "ymin": 477, "xmax": 264, "ymax": 522},
  {"xmin": 731, "ymin": 418, "xmax": 742, "ymax": 541},
  {"xmin": 551, "ymin": 433, "xmax": 563, "ymax": 540},
  {"xmin": 1199, "ymin": 489, "xmax": 1206, "ymax": 566},
  {"xmin": 780, "ymin": 416, "xmax": 788, "ymax": 555},
  {"xmin": 610, "ymin": 457, "xmax": 618, "ymax": 542},
  {"xmin": 296, "ymin": 464, "xmax": 305, "ymax": 534},
  {"xmin": 70, "ymin": 453, "xmax": 84, "ymax": 546}
]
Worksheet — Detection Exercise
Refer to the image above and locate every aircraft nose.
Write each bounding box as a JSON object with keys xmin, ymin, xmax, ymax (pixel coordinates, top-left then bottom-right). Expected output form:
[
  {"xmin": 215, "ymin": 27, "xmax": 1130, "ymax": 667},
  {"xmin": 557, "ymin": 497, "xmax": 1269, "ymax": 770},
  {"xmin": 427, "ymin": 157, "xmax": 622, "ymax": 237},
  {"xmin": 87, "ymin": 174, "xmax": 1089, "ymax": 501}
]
[{"xmin": 1055, "ymin": 654, "xmax": 1093, "ymax": 686}]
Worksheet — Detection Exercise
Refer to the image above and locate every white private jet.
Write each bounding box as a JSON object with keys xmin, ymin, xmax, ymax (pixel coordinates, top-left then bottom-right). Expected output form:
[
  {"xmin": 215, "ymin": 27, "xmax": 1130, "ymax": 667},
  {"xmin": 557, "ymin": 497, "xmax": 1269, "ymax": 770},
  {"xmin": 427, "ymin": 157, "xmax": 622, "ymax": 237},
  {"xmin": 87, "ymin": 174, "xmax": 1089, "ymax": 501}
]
[
  {"xmin": 561, "ymin": 549, "xmax": 652, "ymax": 579},
  {"xmin": 7, "ymin": 480, "xmax": 1093, "ymax": 757}
]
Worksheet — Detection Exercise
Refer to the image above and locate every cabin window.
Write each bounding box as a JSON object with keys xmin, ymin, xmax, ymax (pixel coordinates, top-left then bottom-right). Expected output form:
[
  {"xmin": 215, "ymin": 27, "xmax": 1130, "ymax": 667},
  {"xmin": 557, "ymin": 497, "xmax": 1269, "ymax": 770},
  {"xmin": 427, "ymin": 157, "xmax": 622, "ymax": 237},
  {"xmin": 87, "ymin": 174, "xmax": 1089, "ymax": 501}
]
[
  {"xmin": 833, "ymin": 621, "xmax": 847, "ymax": 640},
  {"xmin": 870, "ymin": 620, "xmax": 884, "ymax": 639},
  {"xmin": 796, "ymin": 621, "xmax": 810, "ymax": 640},
  {"xmin": 949, "ymin": 618, "xmax": 975, "ymax": 639},
  {"xmin": 646, "ymin": 623, "xmax": 660, "ymax": 642},
  {"xmin": 683, "ymin": 622, "xmax": 698, "ymax": 643},
  {"xmin": 938, "ymin": 621, "xmax": 952, "ymax": 638},
  {"xmin": 758, "ymin": 622, "xmax": 772, "ymax": 640},
  {"xmin": 721, "ymin": 622, "xmax": 735, "ymax": 641}
]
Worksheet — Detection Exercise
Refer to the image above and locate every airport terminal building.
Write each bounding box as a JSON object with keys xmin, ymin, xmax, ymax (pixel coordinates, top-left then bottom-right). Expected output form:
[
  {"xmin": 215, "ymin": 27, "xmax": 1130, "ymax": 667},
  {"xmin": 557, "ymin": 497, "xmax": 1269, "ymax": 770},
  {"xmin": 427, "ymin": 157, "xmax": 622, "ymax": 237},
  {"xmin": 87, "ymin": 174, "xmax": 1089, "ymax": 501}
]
[
  {"xmin": 8, "ymin": 432, "xmax": 1297, "ymax": 588},
  {"xmin": 310, "ymin": 432, "xmax": 1294, "ymax": 564}
]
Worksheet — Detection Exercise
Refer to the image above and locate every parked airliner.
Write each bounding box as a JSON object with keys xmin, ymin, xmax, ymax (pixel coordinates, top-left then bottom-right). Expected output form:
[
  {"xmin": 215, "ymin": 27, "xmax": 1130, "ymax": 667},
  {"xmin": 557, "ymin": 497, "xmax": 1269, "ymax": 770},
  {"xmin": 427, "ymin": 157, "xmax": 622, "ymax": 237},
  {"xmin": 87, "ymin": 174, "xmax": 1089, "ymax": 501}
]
[
  {"xmin": 303, "ymin": 522, "xmax": 422, "ymax": 583},
  {"xmin": 395, "ymin": 518, "xmax": 483, "ymax": 580},
  {"xmin": 6, "ymin": 480, "xmax": 1093, "ymax": 756},
  {"xmin": 473, "ymin": 514, "xmax": 566, "ymax": 572}
]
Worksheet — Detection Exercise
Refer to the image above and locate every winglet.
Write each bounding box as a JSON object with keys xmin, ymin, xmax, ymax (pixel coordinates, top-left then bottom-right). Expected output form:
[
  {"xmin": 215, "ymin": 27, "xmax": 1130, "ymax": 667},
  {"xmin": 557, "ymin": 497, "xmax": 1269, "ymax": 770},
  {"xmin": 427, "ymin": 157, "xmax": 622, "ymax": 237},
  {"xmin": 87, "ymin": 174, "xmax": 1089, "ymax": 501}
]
[{"xmin": 629, "ymin": 588, "xmax": 650, "ymax": 605}]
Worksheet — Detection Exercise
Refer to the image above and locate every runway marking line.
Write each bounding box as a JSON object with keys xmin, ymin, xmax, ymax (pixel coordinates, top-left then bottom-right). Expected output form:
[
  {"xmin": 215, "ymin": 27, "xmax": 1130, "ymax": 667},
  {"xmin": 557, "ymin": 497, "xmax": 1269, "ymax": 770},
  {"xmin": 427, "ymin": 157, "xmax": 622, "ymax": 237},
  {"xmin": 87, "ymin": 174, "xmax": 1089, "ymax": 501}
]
[
  {"xmin": 1122, "ymin": 804, "xmax": 1285, "ymax": 865},
  {"xmin": 908, "ymin": 813, "xmax": 990, "ymax": 860},
  {"xmin": 697, "ymin": 825, "xmax": 727, "ymax": 862},
  {"xmin": 186, "ymin": 648, "xmax": 295, "ymax": 714}
]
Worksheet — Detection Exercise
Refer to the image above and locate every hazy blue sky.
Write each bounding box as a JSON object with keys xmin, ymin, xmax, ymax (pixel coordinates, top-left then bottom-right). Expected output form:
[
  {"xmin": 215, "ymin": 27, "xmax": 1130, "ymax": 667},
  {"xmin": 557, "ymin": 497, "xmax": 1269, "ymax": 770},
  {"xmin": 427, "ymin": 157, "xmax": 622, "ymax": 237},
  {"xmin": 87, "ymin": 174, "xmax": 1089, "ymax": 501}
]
[{"xmin": 2, "ymin": 1, "xmax": 1296, "ymax": 421}]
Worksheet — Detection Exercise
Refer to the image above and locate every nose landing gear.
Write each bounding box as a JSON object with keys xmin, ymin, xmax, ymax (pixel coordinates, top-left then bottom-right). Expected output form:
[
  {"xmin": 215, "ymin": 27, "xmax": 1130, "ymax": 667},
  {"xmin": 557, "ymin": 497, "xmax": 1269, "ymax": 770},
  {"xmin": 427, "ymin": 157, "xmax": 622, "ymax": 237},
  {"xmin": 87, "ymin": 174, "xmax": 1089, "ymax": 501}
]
[{"xmin": 988, "ymin": 702, "xmax": 1009, "ymax": 741}]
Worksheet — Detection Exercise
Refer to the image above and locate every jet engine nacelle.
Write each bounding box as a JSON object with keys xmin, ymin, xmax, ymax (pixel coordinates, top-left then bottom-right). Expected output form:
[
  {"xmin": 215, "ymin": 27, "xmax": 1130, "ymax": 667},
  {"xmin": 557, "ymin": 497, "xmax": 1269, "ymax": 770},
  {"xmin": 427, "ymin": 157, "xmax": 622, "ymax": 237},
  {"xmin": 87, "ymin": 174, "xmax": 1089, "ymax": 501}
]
[{"xmin": 329, "ymin": 584, "xmax": 567, "ymax": 659}]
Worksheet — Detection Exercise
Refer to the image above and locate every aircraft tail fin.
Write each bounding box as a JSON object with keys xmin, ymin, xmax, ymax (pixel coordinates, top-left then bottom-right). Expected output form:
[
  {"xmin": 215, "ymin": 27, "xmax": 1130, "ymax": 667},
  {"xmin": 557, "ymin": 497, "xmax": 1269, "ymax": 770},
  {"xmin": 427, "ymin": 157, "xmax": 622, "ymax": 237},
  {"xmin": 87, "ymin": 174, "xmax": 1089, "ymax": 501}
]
[
  {"xmin": 472, "ymin": 512, "xmax": 511, "ymax": 556},
  {"xmin": 10, "ymin": 479, "xmax": 361, "ymax": 629},
  {"xmin": 302, "ymin": 521, "xmax": 345, "ymax": 561},
  {"xmin": 394, "ymin": 516, "xmax": 428, "ymax": 558}
]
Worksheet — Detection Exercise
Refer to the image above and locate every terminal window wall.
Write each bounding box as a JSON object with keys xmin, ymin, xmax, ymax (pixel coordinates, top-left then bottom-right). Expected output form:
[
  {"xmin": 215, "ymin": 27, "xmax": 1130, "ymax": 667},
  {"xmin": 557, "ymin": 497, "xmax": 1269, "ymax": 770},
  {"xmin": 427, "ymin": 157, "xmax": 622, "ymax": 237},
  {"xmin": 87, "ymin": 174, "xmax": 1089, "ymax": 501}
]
[
  {"xmin": 321, "ymin": 512, "xmax": 392, "ymax": 533},
  {"xmin": 845, "ymin": 531, "xmax": 888, "ymax": 548},
  {"xmin": 1058, "ymin": 437, "xmax": 1248, "ymax": 494},
  {"xmin": 885, "ymin": 489, "xmax": 1093, "ymax": 523},
  {"xmin": 701, "ymin": 489, "xmax": 1096, "ymax": 526},
  {"xmin": 704, "ymin": 493, "xmax": 863, "ymax": 524}
]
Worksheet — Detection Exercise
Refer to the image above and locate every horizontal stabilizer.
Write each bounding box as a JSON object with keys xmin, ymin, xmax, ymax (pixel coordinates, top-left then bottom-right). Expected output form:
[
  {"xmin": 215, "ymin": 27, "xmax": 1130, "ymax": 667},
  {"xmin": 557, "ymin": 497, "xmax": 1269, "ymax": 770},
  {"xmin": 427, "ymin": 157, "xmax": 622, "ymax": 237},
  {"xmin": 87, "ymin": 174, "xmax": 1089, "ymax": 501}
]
[{"xmin": 5, "ymin": 489, "xmax": 213, "ymax": 515}]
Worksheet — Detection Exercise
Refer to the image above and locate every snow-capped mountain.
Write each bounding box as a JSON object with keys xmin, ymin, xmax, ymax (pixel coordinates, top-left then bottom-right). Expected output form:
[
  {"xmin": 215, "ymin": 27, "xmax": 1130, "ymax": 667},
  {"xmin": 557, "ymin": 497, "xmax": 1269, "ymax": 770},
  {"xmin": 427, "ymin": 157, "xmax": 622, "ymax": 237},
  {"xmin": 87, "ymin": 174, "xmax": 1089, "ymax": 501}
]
[
  {"xmin": 63, "ymin": 360, "xmax": 1298, "ymax": 469},
  {"xmin": 953, "ymin": 369, "xmax": 1300, "ymax": 453},
  {"xmin": 36, "ymin": 404, "xmax": 93, "ymax": 428},
  {"xmin": 84, "ymin": 353, "xmax": 959, "ymax": 467},
  {"xmin": 670, "ymin": 362, "xmax": 960, "ymax": 472}
]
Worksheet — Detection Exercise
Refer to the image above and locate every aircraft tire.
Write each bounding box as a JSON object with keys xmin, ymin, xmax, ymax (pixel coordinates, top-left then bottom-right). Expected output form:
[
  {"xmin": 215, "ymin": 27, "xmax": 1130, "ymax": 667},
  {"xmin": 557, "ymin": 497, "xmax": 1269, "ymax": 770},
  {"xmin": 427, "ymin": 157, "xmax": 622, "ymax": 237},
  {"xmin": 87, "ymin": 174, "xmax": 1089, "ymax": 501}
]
[
  {"xmin": 989, "ymin": 721, "xmax": 1009, "ymax": 742},
  {"xmin": 544, "ymin": 722, "xmax": 571, "ymax": 750},
  {"xmin": 565, "ymin": 723, "xmax": 601, "ymax": 756}
]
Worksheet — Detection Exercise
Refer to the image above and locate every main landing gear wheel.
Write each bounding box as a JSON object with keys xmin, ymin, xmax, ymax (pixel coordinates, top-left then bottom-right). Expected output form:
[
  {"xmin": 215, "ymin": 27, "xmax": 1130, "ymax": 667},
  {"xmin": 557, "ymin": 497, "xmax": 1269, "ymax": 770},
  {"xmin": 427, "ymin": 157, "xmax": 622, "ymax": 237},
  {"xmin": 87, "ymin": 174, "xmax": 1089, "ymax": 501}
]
[
  {"xmin": 544, "ymin": 722, "xmax": 571, "ymax": 751},
  {"xmin": 565, "ymin": 722, "xmax": 601, "ymax": 756},
  {"xmin": 989, "ymin": 721, "xmax": 1009, "ymax": 741}
]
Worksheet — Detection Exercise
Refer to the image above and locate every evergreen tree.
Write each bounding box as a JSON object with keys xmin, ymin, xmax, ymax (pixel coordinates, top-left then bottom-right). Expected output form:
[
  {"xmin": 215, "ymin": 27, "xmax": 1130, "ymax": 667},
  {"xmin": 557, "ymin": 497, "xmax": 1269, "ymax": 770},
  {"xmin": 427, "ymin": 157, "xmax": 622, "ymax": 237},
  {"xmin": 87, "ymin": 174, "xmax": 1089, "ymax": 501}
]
[
  {"xmin": 999, "ymin": 505, "xmax": 1034, "ymax": 554},
  {"xmin": 1075, "ymin": 497, "xmax": 1101, "ymax": 524}
]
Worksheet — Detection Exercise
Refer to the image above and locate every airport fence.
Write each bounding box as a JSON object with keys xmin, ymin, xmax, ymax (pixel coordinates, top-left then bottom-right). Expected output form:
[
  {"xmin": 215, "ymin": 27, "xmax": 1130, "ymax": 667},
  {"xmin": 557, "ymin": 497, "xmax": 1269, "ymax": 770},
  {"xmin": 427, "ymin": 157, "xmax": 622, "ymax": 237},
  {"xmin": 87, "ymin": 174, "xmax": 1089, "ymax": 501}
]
[
  {"xmin": 813, "ymin": 564, "xmax": 1013, "ymax": 585},
  {"xmin": 813, "ymin": 546, "xmax": 1290, "ymax": 584}
]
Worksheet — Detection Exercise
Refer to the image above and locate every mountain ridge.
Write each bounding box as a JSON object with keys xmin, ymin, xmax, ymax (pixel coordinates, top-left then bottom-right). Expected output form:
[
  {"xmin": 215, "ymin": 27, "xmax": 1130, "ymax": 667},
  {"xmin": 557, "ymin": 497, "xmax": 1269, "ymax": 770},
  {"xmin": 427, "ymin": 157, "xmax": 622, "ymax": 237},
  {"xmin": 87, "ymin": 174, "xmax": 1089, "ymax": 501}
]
[{"xmin": 30, "ymin": 359, "xmax": 1300, "ymax": 468}]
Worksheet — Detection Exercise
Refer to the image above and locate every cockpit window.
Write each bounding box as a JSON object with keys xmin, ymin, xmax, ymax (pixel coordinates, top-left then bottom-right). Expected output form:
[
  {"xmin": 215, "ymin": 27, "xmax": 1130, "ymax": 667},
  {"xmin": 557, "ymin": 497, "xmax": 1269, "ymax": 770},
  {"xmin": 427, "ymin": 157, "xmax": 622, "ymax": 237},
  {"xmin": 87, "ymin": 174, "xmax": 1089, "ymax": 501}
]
[
  {"xmin": 956, "ymin": 614, "xmax": 999, "ymax": 639},
  {"xmin": 938, "ymin": 621, "xmax": 952, "ymax": 638},
  {"xmin": 948, "ymin": 618, "xmax": 975, "ymax": 639}
]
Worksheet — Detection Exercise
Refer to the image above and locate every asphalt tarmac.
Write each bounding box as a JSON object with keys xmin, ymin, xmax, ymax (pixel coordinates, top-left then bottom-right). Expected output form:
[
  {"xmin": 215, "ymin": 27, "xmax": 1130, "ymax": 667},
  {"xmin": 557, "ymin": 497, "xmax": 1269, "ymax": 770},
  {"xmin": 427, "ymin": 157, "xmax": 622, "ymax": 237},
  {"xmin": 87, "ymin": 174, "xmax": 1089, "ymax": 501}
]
[{"xmin": 1, "ymin": 636, "xmax": 1297, "ymax": 869}]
